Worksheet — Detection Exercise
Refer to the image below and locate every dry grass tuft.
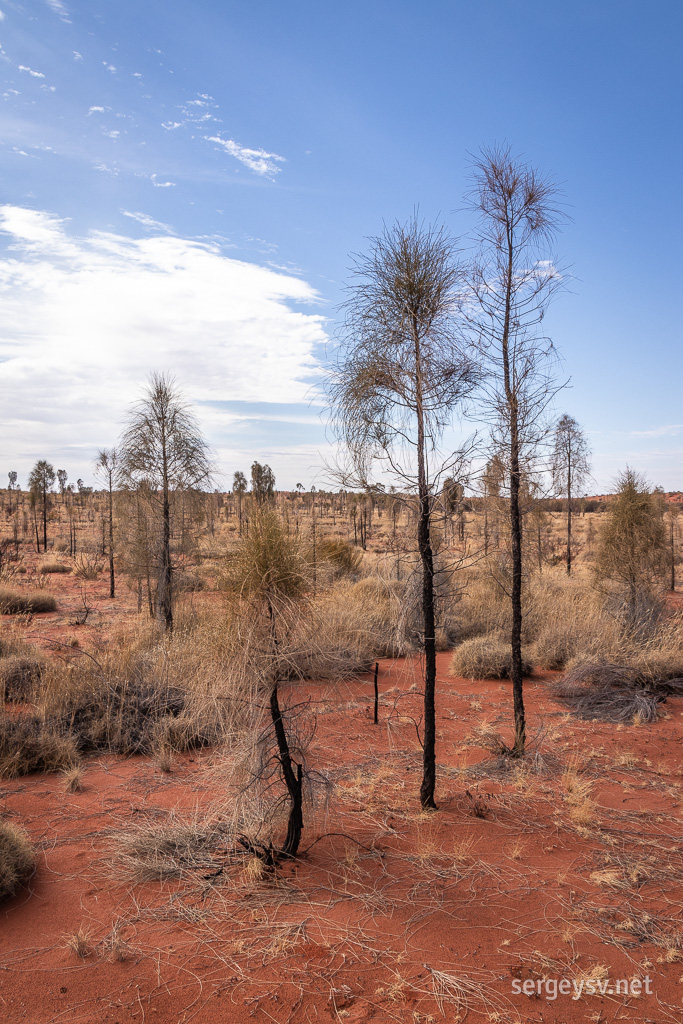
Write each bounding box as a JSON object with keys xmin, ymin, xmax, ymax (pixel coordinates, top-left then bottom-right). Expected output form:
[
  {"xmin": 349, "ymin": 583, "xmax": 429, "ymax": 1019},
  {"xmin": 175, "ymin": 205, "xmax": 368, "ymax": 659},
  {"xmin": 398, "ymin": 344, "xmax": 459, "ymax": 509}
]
[
  {"xmin": 0, "ymin": 716, "xmax": 80, "ymax": 778},
  {"xmin": 0, "ymin": 818, "xmax": 35, "ymax": 902},
  {"xmin": 0, "ymin": 655, "xmax": 43, "ymax": 703},
  {"xmin": 38, "ymin": 560, "xmax": 70, "ymax": 574},
  {"xmin": 0, "ymin": 588, "xmax": 57, "ymax": 614},
  {"xmin": 62, "ymin": 764, "xmax": 85, "ymax": 793},
  {"xmin": 450, "ymin": 635, "xmax": 532, "ymax": 680},
  {"xmin": 65, "ymin": 926, "xmax": 93, "ymax": 958}
]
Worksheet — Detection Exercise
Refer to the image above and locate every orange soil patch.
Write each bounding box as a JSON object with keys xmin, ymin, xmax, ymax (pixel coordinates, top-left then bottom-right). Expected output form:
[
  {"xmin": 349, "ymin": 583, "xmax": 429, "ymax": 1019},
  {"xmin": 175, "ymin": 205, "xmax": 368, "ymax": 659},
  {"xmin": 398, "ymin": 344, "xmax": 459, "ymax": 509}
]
[{"xmin": 2, "ymin": 645, "xmax": 683, "ymax": 1023}]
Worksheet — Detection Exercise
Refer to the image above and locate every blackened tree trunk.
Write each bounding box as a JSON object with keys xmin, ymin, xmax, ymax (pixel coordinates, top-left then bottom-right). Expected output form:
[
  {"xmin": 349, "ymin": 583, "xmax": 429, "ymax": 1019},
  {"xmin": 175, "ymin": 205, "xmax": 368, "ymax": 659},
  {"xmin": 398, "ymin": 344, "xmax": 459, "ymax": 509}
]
[
  {"xmin": 158, "ymin": 490, "xmax": 173, "ymax": 631},
  {"xmin": 414, "ymin": 321, "xmax": 438, "ymax": 810},
  {"xmin": 566, "ymin": 444, "xmax": 572, "ymax": 576},
  {"xmin": 267, "ymin": 598, "xmax": 303, "ymax": 857},
  {"xmin": 108, "ymin": 476, "xmax": 115, "ymax": 598},
  {"xmin": 269, "ymin": 681, "xmax": 303, "ymax": 858}
]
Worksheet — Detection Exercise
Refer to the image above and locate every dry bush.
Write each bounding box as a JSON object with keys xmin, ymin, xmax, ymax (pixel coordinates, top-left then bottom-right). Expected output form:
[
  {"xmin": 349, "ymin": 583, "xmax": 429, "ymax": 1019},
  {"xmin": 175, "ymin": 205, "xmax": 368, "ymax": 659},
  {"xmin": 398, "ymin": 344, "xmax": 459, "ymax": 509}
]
[
  {"xmin": 553, "ymin": 660, "xmax": 683, "ymax": 724},
  {"xmin": 71, "ymin": 554, "xmax": 101, "ymax": 580},
  {"xmin": 0, "ymin": 588, "xmax": 57, "ymax": 614},
  {"xmin": 0, "ymin": 818, "xmax": 35, "ymax": 902},
  {"xmin": 0, "ymin": 655, "xmax": 44, "ymax": 703},
  {"xmin": 449, "ymin": 634, "xmax": 533, "ymax": 680},
  {"xmin": 39, "ymin": 560, "xmax": 70, "ymax": 574},
  {"xmin": 0, "ymin": 715, "xmax": 80, "ymax": 778}
]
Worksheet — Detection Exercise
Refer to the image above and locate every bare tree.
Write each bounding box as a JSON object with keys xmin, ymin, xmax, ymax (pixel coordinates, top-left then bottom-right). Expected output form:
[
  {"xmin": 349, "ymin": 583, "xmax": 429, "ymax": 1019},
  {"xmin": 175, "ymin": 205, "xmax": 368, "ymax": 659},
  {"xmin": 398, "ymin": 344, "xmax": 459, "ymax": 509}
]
[
  {"xmin": 463, "ymin": 145, "xmax": 565, "ymax": 755},
  {"xmin": 57, "ymin": 468, "xmax": 68, "ymax": 498},
  {"xmin": 28, "ymin": 460, "xmax": 55, "ymax": 552},
  {"xmin": 551, "ymin": 414, "xmax": 591, "ymax": 575},
  {"xmin": 118, "ymin": 373, "xmax": 212, "ymax": 632},
  {"xmin": 95, "ymin": 448, "xmax": 118, "ymax": 598},
  {"xmin": 329, "ymin": 215, "xmax": 477, "ymax": 809}
]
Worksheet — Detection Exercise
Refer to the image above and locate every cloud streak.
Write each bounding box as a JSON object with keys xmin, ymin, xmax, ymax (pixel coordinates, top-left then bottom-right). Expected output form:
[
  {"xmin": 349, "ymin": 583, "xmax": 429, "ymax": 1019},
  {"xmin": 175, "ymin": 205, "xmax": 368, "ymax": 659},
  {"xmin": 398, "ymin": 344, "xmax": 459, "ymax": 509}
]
[{"xmin": 206, "ymin": 135, "xmax": 286, "ymax": 177}]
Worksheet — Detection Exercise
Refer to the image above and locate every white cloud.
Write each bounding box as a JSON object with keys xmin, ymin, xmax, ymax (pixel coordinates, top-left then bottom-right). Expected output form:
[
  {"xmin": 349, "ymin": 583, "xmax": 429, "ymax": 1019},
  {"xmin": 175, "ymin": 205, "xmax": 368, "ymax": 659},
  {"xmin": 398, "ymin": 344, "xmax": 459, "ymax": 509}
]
[
  {"xmin": 122, "ymin": 210, "xmax": 173, "ymax": 233},
  {"xmin": 73, "ymin": 51, "xmax": 83, "ymax": 62},
  {"xmin": 45, "ymin": 0, "xmax": 71, "ymax": 21},
  {"xmin": 0, "ymin": 10, "xmax": 5, "ymax": 21},
  {"xmin": 206, "ymin": 135, "xmax": 286, "ymax": 177},
  {"xmin": 0, "ymin": 206, "xmax": 327, "ymax": 478},
  {"xmin": 18, "ymin": 65, "xmax": 45, "ymax": 78},
  {"xmin": 88, "ymin": 105, "xmax": 106, "ymax": 115},
  {"xmin": 150, "ymin": 174, "xmax": 175, "ymax": 187}
]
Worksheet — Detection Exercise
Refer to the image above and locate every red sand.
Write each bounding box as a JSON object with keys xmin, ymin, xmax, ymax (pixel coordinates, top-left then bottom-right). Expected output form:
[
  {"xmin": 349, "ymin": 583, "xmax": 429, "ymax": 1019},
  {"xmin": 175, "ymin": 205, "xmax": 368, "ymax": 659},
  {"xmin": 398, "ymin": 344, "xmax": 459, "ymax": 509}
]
[{"xmin": 2, "ymin": 565, "xmax": 683, "ymax": 1022}]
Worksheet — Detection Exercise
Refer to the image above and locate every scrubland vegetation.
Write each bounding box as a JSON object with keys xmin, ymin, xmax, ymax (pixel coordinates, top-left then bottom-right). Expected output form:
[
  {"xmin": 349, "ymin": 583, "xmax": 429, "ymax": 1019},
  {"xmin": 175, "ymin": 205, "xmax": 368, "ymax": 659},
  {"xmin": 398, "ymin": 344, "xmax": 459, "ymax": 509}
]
[{"xmin": 1, "ymin": 149, "xmax": 683, "ymax": 1021}]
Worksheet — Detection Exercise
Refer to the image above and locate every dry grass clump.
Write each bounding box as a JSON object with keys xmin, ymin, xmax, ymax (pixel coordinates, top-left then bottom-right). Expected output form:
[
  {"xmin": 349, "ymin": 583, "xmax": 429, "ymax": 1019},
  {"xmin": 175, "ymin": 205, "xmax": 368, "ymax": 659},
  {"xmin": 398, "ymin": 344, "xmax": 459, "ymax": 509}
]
[
  {"xmin": 114, "ymin": 810, "xmax": 228, "ymax": 881},
  {"xmin": 39, "ymin": 560, "xmax": 70, "ymax": 574},
  {"xmin": 449, "ymin": 635, "xmax": 532, "ymax": 680},
  {"xmin": 0, "ymin": 715, "xmax": 80, "ymax": 778},
  {"xmin": 315, "ymin": 538, "xmax": 363, "ymax": 579},
  {"xmin": 0, "ymin": 588, "xmax": 57, "ymax": 615},
  {"xmin": 0, "ymin": 655, "xmax": 44, "ymax": 703},
  {"xmin": 0, "ymin": 818, "xmax": 35, "ymax": 902},
  {"xmin": 552, "ymin": 662, "xmax": 683, "ymax": 724}
]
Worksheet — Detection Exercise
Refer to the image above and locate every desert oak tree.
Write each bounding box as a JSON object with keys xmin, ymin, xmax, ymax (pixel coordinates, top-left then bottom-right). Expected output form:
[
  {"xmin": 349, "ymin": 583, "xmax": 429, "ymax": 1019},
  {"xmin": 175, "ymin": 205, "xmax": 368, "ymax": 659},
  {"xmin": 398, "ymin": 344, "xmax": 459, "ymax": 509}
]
[
  {"xmin": 118, "ymin": 374, "xmax": 212, "ymax": 632},
  {"xmin": 463, "ymin": 145, "xmax": 565, "ymax": 755},
  {"xmin": 329, "ymin": 215, "xmax": 477, "ymax": 808}
]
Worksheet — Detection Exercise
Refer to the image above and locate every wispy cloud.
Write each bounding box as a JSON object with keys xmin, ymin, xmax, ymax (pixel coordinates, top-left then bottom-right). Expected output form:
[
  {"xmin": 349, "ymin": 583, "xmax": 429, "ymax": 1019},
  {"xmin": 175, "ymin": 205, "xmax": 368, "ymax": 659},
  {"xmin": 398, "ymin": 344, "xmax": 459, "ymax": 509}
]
[
  {"xmin": 88, "ymin": 105, "xmax": 107, "ymax": 115},
  {"xmin": 45, "ymin": 0, "xmax": 70, "ymax": 22},
  {"xmin": 122, "ymin": 209, "xmax": 173, "ymax": 232},
  {"xmin": 18, "ymin": 66, "xmax": 45, "ymax": 78},
  {"xmin": 0, "ymin": 207, "xmax": 327, "ymax": 478},
  {"xmin": 206, "ymin": 135, "xmax": 286, "ymax": 177},
  {"xmin": 626, "ymin": 424, "xmax": 683, "ymax": 439}
]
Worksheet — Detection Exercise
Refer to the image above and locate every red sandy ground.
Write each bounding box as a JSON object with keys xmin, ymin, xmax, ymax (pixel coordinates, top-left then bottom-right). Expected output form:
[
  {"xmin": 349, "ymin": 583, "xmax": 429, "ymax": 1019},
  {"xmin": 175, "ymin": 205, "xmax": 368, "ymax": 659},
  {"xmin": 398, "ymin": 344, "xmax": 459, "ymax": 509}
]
[{"xmin": 2, "ymin": 568, "xmax": 683, "ymax": 1023}]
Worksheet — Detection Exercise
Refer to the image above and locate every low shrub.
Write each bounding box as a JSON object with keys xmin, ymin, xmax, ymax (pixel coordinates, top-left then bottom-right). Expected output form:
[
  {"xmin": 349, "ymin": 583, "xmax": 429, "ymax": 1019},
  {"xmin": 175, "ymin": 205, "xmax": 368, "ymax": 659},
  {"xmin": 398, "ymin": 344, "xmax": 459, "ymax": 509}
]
[
  {"xmin": 0, "ymin": 589, "xmax": 57, "ymax": 615},
  {"xmin": 39, "ymin": 561, "xmax": 70, "ymax": 574},
  {"xmin": 552, "ymin": 661, "xmax": 683, "ymax": 723},
  {"xmin": 72, "ymin": 555, "xmax": 101, "ymax": 580},
  {"xmin": 0, "ymin": 818, "xmax": 35, "ymax": 902},
  {"xmin": 449, "ymin": 635, "xmax": 533, "ymax": 680},
  {"xmin": 0, "ymin": 657, "xmax": 44, "ymax": 703},
  {"xmin": 0, "ymin": 716, "xmax": 80, "ymax": 778}
]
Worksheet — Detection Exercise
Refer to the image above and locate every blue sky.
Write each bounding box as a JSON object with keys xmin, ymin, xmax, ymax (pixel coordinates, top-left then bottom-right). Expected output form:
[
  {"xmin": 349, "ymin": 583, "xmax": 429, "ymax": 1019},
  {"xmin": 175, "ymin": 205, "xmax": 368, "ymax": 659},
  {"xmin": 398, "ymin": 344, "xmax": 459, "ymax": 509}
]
[{"xmin": 0, "ymin": 0, "xmax": 681, "ymax": 491}]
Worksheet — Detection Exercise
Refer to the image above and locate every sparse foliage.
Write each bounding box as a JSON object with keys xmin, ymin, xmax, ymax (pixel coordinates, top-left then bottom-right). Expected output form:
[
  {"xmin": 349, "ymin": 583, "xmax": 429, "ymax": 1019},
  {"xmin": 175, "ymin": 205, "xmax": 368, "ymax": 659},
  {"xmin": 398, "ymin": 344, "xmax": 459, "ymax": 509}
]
[
  {"xmin": 463, "ymin": 144, "xmax": 566, "ymax": 754},
  {"xmin": 118, "ymin": 373, "xmax": 212, "ymax": 631},
  {"xmin": 551, "ymin": 414, "xmax": 591, "ymax": 575},
  {"xmin": 329, "ymin": 214, "xmax": 477, "ymax": 808}
]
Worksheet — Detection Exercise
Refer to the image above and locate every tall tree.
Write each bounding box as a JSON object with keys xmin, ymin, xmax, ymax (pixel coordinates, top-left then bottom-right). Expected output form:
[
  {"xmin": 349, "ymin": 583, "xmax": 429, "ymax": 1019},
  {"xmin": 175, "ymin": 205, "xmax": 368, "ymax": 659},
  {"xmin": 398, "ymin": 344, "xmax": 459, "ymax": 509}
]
[
  {"xmin": 329, "ymin": 215, "xmax": 477, "ymax": 808},
  {"xmin": 595, "ymin": 469, "xmax": 668, "ymax": 621},
  {"xmin": 57, "ymin": 469, "xmax": 68, "ymax": 498},
  {"xmin": 28, "ymin": 460, "xmax": 55, "ymax": 552},
  {"xmin": 7, "ymin": 471, "xmax": 17, "ymax": 516},
  {"xmin": 463, "ymin": 145, "xmax": 565, "ymax": 756},
  {"xmin": 118, "ymin": 373, "xmax": 212, "ymax": 632},
  {"xmin": 232, "ymin": 470, "xmax": 248, "ymax": 534},
  {"xmin": 251, "ymin": 461, "xmax": 275, "ymax": 506},
  {"xmin": 551, "ymin": 414, "xmax": 591, "ymax": 575},
  {"xmin": 95, "ymin": 448, "xmax": 118, "ymax": 599}
]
